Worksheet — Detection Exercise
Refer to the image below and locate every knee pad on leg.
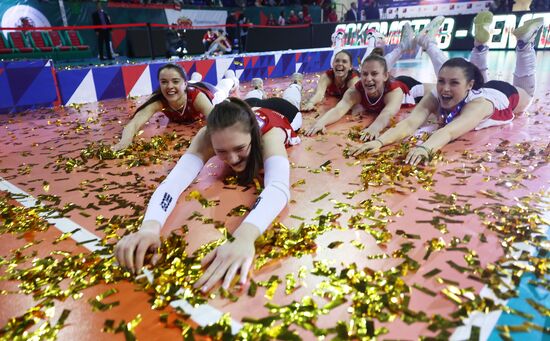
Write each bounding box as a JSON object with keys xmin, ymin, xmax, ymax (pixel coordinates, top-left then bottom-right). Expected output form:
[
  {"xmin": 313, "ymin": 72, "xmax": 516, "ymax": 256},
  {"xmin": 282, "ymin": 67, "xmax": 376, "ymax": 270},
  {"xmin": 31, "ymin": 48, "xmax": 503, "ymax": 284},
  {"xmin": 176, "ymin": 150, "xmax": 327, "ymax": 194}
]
[{"xmin": 513, "ymin": 75, "xmax": 536, "ymax": 97}]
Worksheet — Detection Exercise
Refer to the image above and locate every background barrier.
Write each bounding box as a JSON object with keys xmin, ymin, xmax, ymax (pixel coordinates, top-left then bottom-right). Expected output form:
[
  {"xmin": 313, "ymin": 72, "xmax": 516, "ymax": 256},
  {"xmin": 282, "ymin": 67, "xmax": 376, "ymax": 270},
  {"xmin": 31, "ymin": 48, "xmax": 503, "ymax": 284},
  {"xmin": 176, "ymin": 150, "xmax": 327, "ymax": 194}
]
[
  {"xmin": 0, "ymin": 60, "xmax": 58, "ymax": 114},
  {"xmin": 0, "ymin": 46, "xmax": 370, "ymax": 113}
]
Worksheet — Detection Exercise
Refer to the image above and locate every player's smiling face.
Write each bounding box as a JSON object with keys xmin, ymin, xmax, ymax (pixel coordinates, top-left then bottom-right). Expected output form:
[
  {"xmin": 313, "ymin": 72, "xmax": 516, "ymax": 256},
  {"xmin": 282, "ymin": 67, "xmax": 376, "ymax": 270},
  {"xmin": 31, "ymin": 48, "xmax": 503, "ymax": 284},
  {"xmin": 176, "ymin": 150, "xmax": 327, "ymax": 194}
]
[
  {"xmin": 332, "ymin": 51, "xmax": 352, "ymax": 79},
  {"xmin": 210, "ymin": 122, "xmax": 252, "ymax": 173},
  {"xmin": 437, "ymin": 66, "xmax": 474, "ymax": 110},
  {"xmin": 361, "ymin": 60, "xmax": 389, "ymax": 98}
]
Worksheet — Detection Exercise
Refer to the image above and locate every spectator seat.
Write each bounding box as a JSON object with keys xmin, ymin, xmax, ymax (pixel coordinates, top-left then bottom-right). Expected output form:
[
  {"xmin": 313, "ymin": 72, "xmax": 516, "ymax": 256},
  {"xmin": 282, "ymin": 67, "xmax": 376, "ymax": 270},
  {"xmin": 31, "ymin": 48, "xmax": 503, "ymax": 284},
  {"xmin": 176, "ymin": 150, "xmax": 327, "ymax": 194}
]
[
  {"xmin": 28, "ymin": 31, "xmax": 54, "ymax": 52},
  {"xmin": 64, "ymin": 30, "xmax": 90, "ymax": 51},
  {"xmin": 46, "ymin": 31, "xmax": 72, "ymax": 51},
  {"xmin": 7, "ymin": 31, "xmax": 34, "ymax": 53}
]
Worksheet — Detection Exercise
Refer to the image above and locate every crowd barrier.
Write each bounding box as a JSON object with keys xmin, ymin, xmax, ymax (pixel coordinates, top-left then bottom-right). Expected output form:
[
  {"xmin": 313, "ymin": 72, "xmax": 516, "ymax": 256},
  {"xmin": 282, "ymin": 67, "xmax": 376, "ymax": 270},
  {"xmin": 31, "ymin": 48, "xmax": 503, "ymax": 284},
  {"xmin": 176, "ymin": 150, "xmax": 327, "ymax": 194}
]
[{"xmin": 0, "ymin": 46, "xmax": 368, "ymax": 114}]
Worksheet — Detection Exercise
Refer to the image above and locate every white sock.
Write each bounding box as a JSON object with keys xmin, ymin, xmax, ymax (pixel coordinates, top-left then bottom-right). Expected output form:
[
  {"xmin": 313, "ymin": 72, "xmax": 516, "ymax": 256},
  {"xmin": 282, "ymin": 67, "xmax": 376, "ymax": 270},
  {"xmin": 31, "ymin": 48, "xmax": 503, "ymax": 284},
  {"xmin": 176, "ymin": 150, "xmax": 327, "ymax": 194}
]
[
  {"xmin": 513, "ymin": 43, "xmax": 537, "ymax": 96},
  {"xmin": 207, "ymin": 42, "xmax": 218, "ymax": 55},
  {"xmin": 282, "ymin": 83, "xmax": 302, "ymax": 110},
  {"xmin": 384, "ymin": 46, "xmax": 402, "ymax": 71},
  {"xmin": 469, "ymin": 46, "xmax": 489, "ymax": 83},
  {"xmin": 244, "ymin": 89, "xmax": 264, "ymax": 100},
  {"xmin": 214, "ymin": 78, "xmax": 235, "ymax": 99},
  {"xmin": 290, "ymin": 112, "xmax": 302, "ymax": 131},
  {"xmin": 425, "ymin": 43, "xmax": 448, "ymax": 76}
]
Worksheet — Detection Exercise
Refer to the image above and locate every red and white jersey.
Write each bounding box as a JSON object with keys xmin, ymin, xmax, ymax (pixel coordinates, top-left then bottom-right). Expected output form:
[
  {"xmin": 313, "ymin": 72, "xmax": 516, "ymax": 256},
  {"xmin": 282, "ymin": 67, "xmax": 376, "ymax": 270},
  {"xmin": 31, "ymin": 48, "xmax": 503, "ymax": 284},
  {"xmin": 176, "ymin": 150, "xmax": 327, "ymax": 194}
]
[
  {"xmin": 355, "ymin": 79, "xmax": 410, "ymax": 115},
  {"xmin": 253, "ymin": 107, "xmax": 300, "ymax": 147},
  {"xmin": 431, "ymin": 80, "xmax": 518, "ymax": 130},
  {"xmin": 325, "ymin": 69, "xmax": 360, "ymax": 99},
  {"xmin": 160, "ymin": 85, "xmax": 214, "ymax": 124}
]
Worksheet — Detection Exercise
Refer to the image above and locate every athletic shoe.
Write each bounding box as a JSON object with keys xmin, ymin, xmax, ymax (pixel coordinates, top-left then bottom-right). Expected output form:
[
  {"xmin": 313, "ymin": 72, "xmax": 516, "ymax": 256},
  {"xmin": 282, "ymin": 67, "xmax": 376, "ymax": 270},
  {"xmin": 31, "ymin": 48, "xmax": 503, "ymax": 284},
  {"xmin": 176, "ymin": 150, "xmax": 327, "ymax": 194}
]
[
  {"xmin": 473, "ymin": 11, "xmax": 494, "ymax": 45},
  {"xmin": 416, "ymin": 15, "xmax": 445, "ymax": 50},
  {"xmin": 251, "ymin": 78, "xmax": 266, "ymax": 98},
  {"xmin": 224, "ymin": 69, "xmax": 239, "ymax": 92},
  {"xmin": 190, "ymin": 72, "xmax": 202, "ymax": 83},
  {"xmin": 365, "ymin": 29, "xmax": 385, "ymax": 48},
  {"xmin": 291, "ymin": 72, "xmax": 303, "ymax": 86},
  {"xmin": 251, "ymin": 77, "xmax": 264, "ymax": 90},
  {"xmin": 399, "ymin": 22, "xmax": 416, "ymax": 51},
  {"xmin": 332, "ymin": 31, "xmax": 345, "ymax": 48},
  {"xmin": 513, "ymin": 17, "xmax": 544, "ymax": 45}
]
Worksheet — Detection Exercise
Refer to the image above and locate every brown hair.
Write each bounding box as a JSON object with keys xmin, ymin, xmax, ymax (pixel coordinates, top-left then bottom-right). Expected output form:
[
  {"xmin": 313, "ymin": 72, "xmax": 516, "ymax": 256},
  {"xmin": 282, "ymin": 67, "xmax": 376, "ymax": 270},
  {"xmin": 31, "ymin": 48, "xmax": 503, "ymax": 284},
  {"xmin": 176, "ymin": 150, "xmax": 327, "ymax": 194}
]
[
  {"xmin": 361, "ymin": 51, "xmax": 388, "ymax": 72},
  {"xmin": 360, "ymin": 52, "xmax": 390, "ymax": 89},
  {"xmin": 206, "ymin": 98, "xmax": 263, "ymax": 185}
]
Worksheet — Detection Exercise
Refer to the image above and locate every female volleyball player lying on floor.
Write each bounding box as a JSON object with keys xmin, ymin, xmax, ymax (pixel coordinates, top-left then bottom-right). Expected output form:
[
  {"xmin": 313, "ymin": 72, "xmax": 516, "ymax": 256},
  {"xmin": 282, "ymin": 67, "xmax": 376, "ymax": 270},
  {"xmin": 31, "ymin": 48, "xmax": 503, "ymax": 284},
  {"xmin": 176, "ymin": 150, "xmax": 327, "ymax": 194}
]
[
  {"xmin": 112, "ymin": 63, "xmax": 239, "ymax": 151},
  {"xmin": 349, "ymin": 12, "xmax": 543, "ymax": 165},
  {"xmin": 301, "ymin": 50, "xmax": 360, "ymax": 111},
  {"xmin": 303, "ymin": 17, "xmax": 444, "ymax": 141},
  {"xmin": 114, "ymin": 77, "xmax": 303, "ymax": 292},
  {"xmin": 304, "ymin": 49, "xmax": 432, "ymax": 141}
]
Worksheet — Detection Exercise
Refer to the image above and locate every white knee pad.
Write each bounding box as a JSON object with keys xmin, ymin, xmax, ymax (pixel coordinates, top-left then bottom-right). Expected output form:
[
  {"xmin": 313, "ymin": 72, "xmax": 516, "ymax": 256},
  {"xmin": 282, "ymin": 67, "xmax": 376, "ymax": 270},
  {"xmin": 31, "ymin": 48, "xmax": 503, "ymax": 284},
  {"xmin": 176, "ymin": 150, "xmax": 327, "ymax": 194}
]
[
  {"xmin": 244, "ymin": 89, "xmax": 264, "ymax": 100},
  {"xmin": 513, "ymin": 75, "xmax": 536, "ymax": 97}
]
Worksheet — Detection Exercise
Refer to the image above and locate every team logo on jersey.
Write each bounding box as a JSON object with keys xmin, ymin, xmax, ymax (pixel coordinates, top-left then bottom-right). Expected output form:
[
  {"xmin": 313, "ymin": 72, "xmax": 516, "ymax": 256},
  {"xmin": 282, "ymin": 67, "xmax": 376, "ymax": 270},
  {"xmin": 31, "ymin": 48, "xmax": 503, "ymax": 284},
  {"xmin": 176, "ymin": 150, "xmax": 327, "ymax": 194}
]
[{"xmin": 255, "ymin": 113, "xmax": 266, "ymax": 129}]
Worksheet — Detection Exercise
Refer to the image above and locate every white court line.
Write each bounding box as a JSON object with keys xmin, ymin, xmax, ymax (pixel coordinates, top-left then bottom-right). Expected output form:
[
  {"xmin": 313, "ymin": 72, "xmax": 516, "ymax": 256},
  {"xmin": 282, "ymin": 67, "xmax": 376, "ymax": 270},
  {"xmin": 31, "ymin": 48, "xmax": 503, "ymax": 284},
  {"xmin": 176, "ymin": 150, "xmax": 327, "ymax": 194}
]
[{"xmin": 0, "ymin": 176, "xmax": 243, "ymax": 334}]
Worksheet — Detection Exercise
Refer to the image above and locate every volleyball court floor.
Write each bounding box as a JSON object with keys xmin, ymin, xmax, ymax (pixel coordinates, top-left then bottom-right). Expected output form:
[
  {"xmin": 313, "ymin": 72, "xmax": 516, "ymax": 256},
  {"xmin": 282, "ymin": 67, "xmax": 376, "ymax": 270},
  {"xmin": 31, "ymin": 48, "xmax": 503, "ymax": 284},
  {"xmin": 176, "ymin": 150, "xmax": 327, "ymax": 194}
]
[{"xmin": 0, "ymin": 50, "xmax": 549, "ymax": 340}]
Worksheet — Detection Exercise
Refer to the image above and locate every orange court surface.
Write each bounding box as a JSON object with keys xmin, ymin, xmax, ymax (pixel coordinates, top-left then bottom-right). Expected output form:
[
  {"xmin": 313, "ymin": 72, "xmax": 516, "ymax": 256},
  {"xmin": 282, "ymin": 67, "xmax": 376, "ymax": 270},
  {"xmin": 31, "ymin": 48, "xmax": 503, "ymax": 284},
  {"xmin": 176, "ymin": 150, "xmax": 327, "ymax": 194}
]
[{"xmin": 1, "ymin": 51, "xmax": 549, "ymax": 340}]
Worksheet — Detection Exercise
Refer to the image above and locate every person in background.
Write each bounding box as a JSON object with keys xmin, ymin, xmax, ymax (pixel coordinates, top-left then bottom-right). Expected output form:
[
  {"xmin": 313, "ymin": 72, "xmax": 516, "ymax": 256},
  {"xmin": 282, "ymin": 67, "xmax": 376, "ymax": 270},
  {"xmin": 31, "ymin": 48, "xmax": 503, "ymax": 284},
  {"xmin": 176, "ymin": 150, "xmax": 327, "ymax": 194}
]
[
  {"xmin": 364, "ymin": 0, "xmax": 380, "ymax": 20},
  {"xmin": 345, "ymin": 2, "xmax": 358, "ymax": 22},
  {"xmin": 326, "ymin": 5, "xmax": 339, "ymax": 23},
  {"xmin": 91, "ymin": 1, "xmax": 113, "ymax": 60},
  {"xmin": 278, "ymin": 11, "xmax": 286, "ymax": 26},
  {"xmin": 205, "ymin": 30, "xmax": 232, "ymax": 56},
  {"xmin": 202, "ymin": 28, "xmax": 216, "ymax": 51},
  {"xmin": 302, "ymin": 7, "xmax": 312, "ymax": 25},
  {"xmin": 288, "ymin": 10, "xmax": 299, "ymax": 25},
  {"xmin": 266, "ymin": 13, "xmax": 277, "ymax": 26},
  {"xmin": 239, "ymin": 13, "xmax": 250, "ymax": 53},
  {"xmin": 166, "ymin": 28, "xmax": 187, "ymax": 58}
]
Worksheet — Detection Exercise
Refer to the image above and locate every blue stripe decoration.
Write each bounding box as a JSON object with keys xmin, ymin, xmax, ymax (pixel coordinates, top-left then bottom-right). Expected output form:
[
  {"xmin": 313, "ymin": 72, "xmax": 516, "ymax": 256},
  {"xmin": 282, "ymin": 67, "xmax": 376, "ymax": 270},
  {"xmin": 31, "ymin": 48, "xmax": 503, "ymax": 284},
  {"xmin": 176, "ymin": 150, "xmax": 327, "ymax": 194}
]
[
  {"xmin": 0, "ymin": 62, "xmax": 14, "ymax": 114},
  {"xmin": 5, "ymin": 60, "xmax": 49, "ymax": 105},
  {"xmin": 16, "ymin": 65, "xmax": 57, "ymax": 107},
  {"xmin": 56, "ymin": 68, "xmax": 91, "ymax": 105},
  {"xmin": 2, "ymin": 48, "xmax": 371, "ymax": 111},
  {"xmin": 92, "ymin": 66, "xmax": 125, "ymax": 101}
]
